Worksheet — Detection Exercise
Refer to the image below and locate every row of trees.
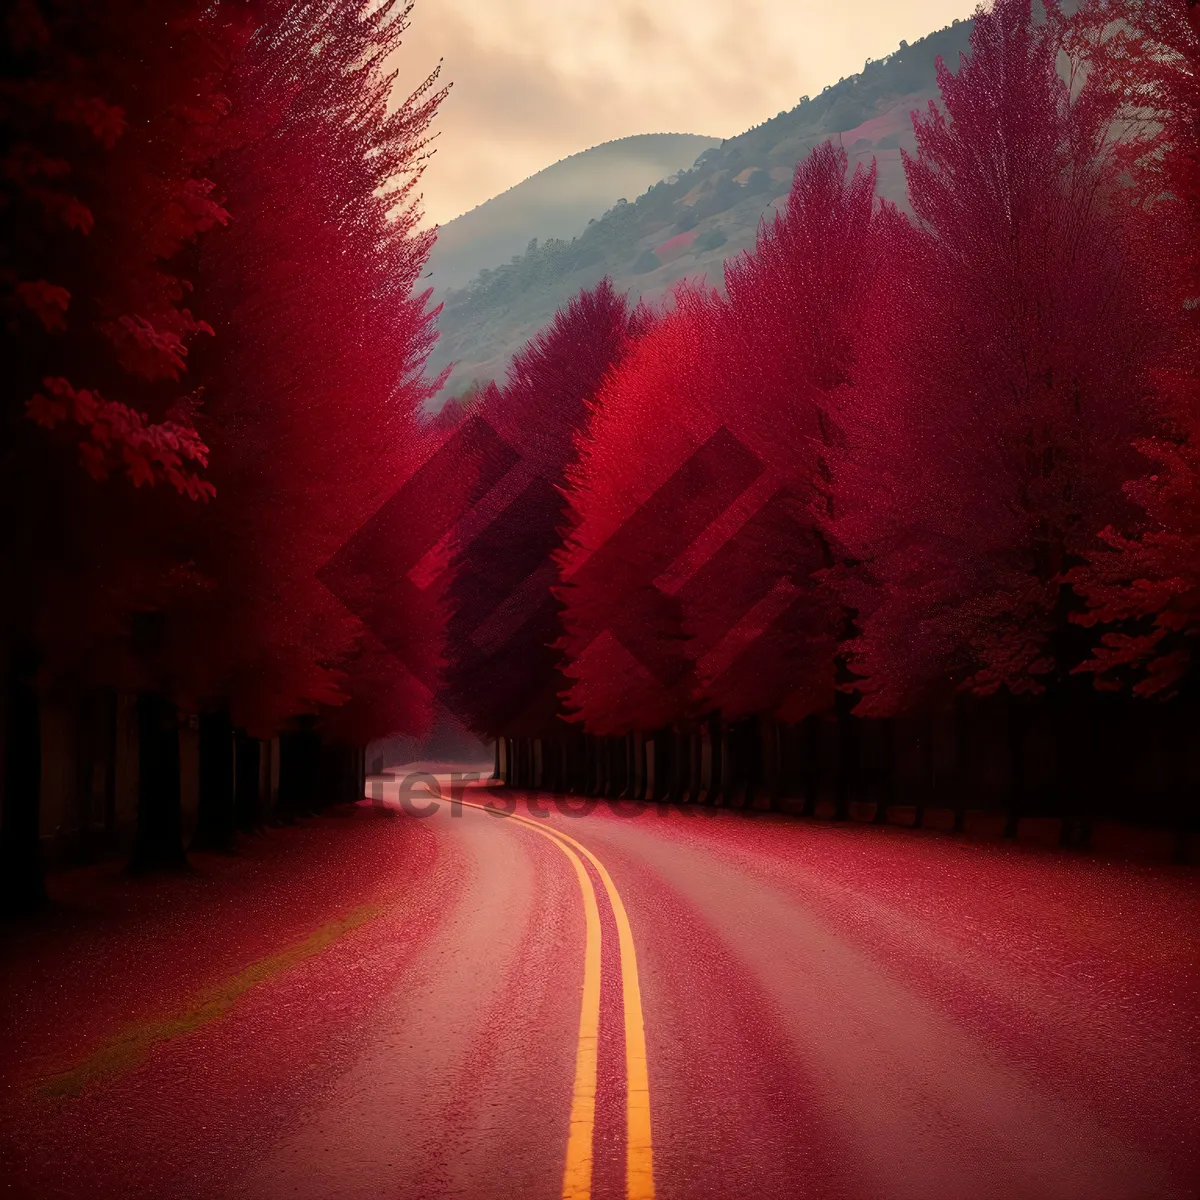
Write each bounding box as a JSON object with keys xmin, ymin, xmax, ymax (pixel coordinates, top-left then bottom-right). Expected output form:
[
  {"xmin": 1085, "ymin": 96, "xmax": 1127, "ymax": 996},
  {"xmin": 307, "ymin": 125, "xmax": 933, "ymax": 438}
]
[
  {"xmin": 4, "ymin": 0, "xmax": 1196, "ymax": 909},
  {"xmin": 1, "ymin": 0, "xmax": 449, "ymax": 908},
  {"xmin": 442, "ymin": 0, "xmax": 1200, "ymax": 847}
]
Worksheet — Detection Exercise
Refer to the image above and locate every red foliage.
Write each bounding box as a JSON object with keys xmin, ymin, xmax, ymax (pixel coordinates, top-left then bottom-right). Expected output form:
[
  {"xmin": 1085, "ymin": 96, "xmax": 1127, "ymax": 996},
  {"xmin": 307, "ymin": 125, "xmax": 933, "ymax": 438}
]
[
  {"xmin": 830, "ymin": 0, "xmax": 1161, "ymax": 715},
  {"xmin": 683, "ymin": 142, "xmax": 883, "ymax": 723},
  {"xmin": 155, "ymin": 0, "xmax": 448, "ymax": 737},
  {"xmin": 442, "ymin": 279, "xmax": 650, "ymax": 739},
  {"xmin": 1067, "ymin": 0, "xmax": 1200, "ymax": 696},
  {"xmin": 557, "ymin": 284, "xmax": 730, "ymax": 734},
  {"xmin": 9, "ymin": 0, "xmax": 1197, "ymax": 763},
  {"xmin": 1, "ymin": 0, "xmax": 248, "ymax": 496},
  {"xmin": 28, "ymin": 376, "xmax": 213, "ymax": 498},
  {"xmin": 1, "ymin": 0, "xmax": 251, "ymax": 703},
  {"xmin": 558, "ymin": 145, "xmax": 888, "ymax": 731}
]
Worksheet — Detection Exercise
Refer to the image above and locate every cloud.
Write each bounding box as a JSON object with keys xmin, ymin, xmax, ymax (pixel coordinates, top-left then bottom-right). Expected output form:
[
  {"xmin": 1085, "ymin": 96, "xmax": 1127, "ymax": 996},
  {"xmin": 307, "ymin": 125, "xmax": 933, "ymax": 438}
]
[{"xmin": 387, "ymin": 0, "xmax": 973, "ymax": 226}]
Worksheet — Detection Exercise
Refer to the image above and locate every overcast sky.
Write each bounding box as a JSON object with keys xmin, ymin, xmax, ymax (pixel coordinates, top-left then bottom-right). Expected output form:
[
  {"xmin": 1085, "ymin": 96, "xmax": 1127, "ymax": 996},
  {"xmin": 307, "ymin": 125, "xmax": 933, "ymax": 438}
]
[{"xmin": 387, "ymin": 0, "xmax": 974, "ymax": 227}]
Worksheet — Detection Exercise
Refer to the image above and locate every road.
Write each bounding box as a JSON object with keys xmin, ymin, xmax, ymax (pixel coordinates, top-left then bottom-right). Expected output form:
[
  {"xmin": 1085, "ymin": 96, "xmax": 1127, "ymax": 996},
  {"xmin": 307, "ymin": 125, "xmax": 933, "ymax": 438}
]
[{"xmin": 2, "ymin": 773, "xmax": 1198, "ymax": 1200}]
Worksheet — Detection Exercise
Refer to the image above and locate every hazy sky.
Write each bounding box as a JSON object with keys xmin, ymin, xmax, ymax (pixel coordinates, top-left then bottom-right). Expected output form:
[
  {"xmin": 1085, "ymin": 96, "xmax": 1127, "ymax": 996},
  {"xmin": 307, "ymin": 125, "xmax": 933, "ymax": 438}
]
[{"xmin": 388, "ymin": 0, "xmax": 974, "ymax": 227}]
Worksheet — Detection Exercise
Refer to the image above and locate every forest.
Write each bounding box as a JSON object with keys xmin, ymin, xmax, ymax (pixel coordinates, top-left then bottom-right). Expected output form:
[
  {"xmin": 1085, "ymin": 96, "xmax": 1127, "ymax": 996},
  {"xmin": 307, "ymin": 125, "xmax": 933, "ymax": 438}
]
[
  {"xmin": 1, "ymin": 0, "xmax": 449, "ymax": 908},
  {"xmin": 443, "ymin": 0, "xmax": 1200, "ymax": 853},
  {"xmin": 2, "ymin": 0, "xmax": 1199, "ymax": 914}
]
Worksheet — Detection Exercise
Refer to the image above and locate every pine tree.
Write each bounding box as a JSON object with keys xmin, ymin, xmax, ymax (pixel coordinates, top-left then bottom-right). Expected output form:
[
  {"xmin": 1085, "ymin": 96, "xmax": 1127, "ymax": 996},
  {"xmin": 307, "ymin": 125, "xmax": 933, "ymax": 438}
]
[
  {"xmin": 443, "ymin": 279, "xmax": 649, "ymax": 742},
  {"xmin": 682, "ymin": 142, "xmax": 882, "ymax": 724},
  {"xmin": 1, "ymin": 0, "xmax": 247, "ymax": 904},
  {"xmin": 557, "ymin": 285, "xmax": 741, "ymax": 735},
  {"xmin": 832, "ymin": 0, "xmax": 1160, "ymax": 715},
  {"xmin": 3, "ymin": 0, "xmax": 248, "ymax": 497},
  {"xmin": 173, "ymin": 0, "xmax": 448, "ymax": 737},
  {"xmin": 1068, "ymin": 0, "xmax": 1200, "ymax": 697}
]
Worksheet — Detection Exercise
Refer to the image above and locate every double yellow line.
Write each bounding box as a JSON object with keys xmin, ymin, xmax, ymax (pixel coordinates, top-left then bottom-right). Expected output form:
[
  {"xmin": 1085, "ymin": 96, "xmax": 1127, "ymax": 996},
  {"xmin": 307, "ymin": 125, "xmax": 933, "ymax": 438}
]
[{"xmin": 461, "ymin": 800, "xmax": 654, "ymax": 1200}]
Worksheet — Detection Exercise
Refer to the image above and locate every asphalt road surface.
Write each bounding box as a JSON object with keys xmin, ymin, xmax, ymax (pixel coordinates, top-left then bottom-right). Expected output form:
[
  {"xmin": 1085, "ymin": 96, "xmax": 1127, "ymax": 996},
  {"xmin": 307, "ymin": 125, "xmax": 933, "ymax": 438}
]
[{"xmin": 3, "ymin": 773, "xmax": 1198, "ymax": 1200}]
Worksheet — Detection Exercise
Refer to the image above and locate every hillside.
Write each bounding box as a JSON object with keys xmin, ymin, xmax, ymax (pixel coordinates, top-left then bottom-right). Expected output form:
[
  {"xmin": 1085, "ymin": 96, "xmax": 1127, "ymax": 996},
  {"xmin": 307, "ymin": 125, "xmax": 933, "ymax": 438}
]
[
  {"xmin": 426, "ymin": 134, "xmax": 721, "ymax": 294},
  {"xmin": 426, "ymin": 15, "xmax": 981, "ymax": 403}
]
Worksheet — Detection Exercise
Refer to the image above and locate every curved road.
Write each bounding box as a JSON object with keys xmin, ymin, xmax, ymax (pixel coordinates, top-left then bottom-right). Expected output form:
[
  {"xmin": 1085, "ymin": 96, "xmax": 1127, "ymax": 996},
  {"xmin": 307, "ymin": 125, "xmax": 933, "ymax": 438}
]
[{"xmin": 3, "ymin": 774, "xmax": 1198, "ymax": 1199}]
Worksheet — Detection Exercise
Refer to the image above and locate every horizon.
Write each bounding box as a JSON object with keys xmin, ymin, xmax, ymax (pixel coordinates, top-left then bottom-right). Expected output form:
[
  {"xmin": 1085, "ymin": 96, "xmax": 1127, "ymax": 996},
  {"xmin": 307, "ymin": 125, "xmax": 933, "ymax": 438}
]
[{"xmin": 388, "ymin": 0, "xmax": 977, "ymax": 227}]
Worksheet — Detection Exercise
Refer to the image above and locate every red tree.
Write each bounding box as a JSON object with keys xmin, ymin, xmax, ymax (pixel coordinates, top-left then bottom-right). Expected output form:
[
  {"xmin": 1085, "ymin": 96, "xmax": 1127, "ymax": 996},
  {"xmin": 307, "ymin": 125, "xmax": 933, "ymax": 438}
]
[
  {"xmin": 831, "ymin": 0, "xmax": 1161, "ymax": 716},
  {"xmin": 2, "ymin": 0, "xmax": 250, "ymax": 675},
  {"xmin": 2, "ymin": 0, "xmax": 248, "ymax": 496},
  {"xmin": 557, "ymin": 284, "xmax": 738, "ymax": 735},
  {"xmin": 1068, "ymin": 0, "xmax": 1200, "ymax": 696},
  {"xmin": 441, "ymin": 278, "xmax": 650, "ymax": 742},
  {"xmin": 1, "ymin": 0, "xmax": 249, "ymax": 898},
  {"xmin": 558, "ymin": 145, "xmax": 886, "ymax": 744},
  {"xmin": 680, "ymin": 142, "xmax": 883, "ymax": 725},
  {"xmin": 152, "ymin": 0, "xmax": 449, "ymax": 745}
]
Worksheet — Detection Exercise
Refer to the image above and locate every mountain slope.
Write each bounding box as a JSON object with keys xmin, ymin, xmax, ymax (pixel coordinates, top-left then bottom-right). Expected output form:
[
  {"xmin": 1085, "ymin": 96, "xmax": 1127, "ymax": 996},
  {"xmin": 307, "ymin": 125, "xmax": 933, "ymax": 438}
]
[
  {"xmin": 427, "ymin": 15, "xmax": 981, "ymax": 403},
  {"xmin": 426, "ymin": 134, "xmax": 721, "ymax": 293}
]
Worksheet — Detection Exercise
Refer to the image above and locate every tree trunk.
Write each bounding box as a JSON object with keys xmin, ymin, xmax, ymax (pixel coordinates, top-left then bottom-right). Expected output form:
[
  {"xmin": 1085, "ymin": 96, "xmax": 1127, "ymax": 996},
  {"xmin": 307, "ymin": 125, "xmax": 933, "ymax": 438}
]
[
  {"xmin": 1169, "ymin": 704, "xmax": 1193, "ymax": 865},
  {"xmin": 733, "ymin": 716, "xmax": 759, "ymax": 810},
  {"xmin": 914, "ymin": 712, "xmax": 933, "ymax": 829},
  {"xmin": 618, "ymin": 734, "xmax": 632, "ymax": 799},
  {"xmin": 644, "ymin": 732, "xmax": 658, "ymax": 802},
  {"xmin": 951, "ymin": 698, "xmax": 969, "ymax": 833},
  {"xmin": 560, "ymin": 735, "xmax": 573, "ymax": 793},
  {"xmin": 130, "ymin": 691, "xmax": 188, "ymax": 872},
  {"xmin": 687, "ymin": 731, "xmax": 703, "ymax": 803},
  {"xmin": 322, "ymin": 742, "xmax": 343, "ymax": 808},
  {"xmin": 1004, "ymin": 693, "xmax": 1026, "ymax": 839},
  {"xmin": 192, "ymin": 706, "xmax": 236, "ymax": 853},
  {"xmin": 1073, "ymin": 698, "xmax": 1095, "ymax": 850},
  {"xmin": 802, "ymin": 713, "xmax": 820, "ymax": 818},
  {"xmin": 738, "ymin": 718, "xmax": 754, "ymax": 807},
  {"xmin": 698, "ymin": 716, "xmax": 717, "ymax": 804},
  {"xmin": 645, "ymin": 732, "xmax": 661, "ymax": 801},
  {"xmin": 716, "ymin": 724, "xmax": 733, "ymax": 807},
  {"xmin": 1, "ymin": 646, "xmax": 46, "ymax": 912},
  {"xmin": 874, "ymin": 717, "xmax": 893, "ymax": 825},
  {"xmin": 668, "ymin": 730, "xmax": 686, "ymax": 803},
  {"xmin": 612, "ymin": 737, "xmax": 628, "ymax": 799},
  {"xmin": 632, "ymin": 731, "xmax": 646, "ymax": 801},
  {"xmin": 275, "ymin": 731, "xmax": 298, "ymax": 823},
  {"xmin": 660, "ymin": 729, "xmax": 675, "ymax": 802},
  {"xmin": 1057, "ymin": 695, "xmax": 1082, "ymax": 848},
  {"xmin": 730, "ymin": 720, "xmax": 747, "ymax": 809},
  {"xmin": 586, "ymin": 735, "xmax": 601, "ymax": 797},
  {"xmin": 303, "ymin": 720, "xmax": 324, "ymax": 813},
  {"xmin": 833, "ymin": 691, "xmax": 855, "ymax": 821},
  {"xmin": 762, "ymin": 718, "xmax": 782, "ymax": 811},
  {"xmin": 234, "ymin": 732, "xmax": 263, "ymax": 833},
  {"xmin": 75, "ymin": 689, "xmax": 118, "ymax": 852},
  {"xmin": 277, "ymin": 721, "xmax": 318, "ymax": 822}
]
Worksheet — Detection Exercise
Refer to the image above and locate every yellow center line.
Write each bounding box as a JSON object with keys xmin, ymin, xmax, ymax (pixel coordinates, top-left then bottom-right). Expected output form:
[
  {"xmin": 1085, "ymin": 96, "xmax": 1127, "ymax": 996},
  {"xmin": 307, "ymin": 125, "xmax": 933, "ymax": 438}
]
[
  {"xmin": 483, "ymin": 809, "xmax": 603, "ymax": 1199},
  {"xmin": 460, "ymin": 797, "xmax": 655, "ymax": 1200}
]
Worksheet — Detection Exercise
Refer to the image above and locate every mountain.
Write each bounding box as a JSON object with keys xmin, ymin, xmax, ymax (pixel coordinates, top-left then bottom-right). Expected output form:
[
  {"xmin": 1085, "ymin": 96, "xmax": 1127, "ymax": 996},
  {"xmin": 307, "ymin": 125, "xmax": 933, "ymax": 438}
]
[
  {"xmin": 426, "ymin": 15, "xmax": 982, "ymax": 404},
  {"xmin": 425, "ymin": 133, "xmax": 722, "ymax": 294}
]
